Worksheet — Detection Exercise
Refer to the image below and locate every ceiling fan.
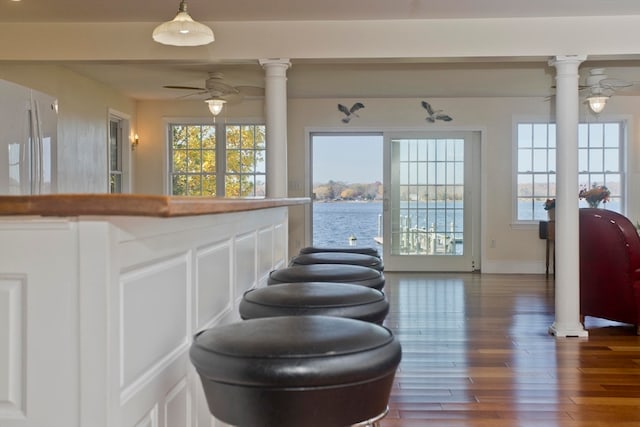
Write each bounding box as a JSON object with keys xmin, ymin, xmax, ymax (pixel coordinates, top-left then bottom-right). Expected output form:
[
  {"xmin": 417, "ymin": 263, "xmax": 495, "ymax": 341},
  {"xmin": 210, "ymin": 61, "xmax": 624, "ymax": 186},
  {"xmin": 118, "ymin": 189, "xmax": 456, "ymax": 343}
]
[
  {"xmin": 580, "ymin": 68, "xmax": 635, "ymax": 113},
  {"xmin": 164, "ymin": 71, "xmax": 264, "ymax": 115}
]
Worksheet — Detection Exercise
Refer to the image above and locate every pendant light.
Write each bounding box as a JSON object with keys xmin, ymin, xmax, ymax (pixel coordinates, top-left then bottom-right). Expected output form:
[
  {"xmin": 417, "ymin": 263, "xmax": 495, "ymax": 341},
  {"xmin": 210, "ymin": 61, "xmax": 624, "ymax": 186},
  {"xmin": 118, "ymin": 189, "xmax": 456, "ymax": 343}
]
[
  {"xmin": 587, "ymin": 95, "xmax": 609, "ymax": 114},
  {"xmin": 152, "ymin": 1, "xmax": 214, "ymax": 47},
  {"xmin": 205, "ymin": 98, "xmax": 226, "ymax": 116}
]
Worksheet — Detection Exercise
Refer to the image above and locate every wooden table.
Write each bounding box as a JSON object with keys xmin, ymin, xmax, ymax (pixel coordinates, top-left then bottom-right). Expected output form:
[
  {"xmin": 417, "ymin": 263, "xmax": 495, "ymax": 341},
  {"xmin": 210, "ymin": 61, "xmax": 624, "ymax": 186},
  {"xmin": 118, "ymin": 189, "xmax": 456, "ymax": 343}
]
[{"xmin": 539, "ymin": 220, "xmax": 555, "ymax": 277}]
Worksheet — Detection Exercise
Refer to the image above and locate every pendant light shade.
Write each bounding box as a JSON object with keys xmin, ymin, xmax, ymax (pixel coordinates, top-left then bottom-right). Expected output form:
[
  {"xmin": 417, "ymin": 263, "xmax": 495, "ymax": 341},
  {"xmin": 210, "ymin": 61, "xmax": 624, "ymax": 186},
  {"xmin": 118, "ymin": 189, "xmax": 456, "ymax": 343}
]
[
  {"xmin": 205, "ymin": 98, "xmax": 226, "ymax": 116},
  {"xmin": 587, "ymin": 95, "xmax": 608, "ymax": 114},
  {"xmin": 153, "ymin": 1, "xmax": 214, "ymax": 47}
]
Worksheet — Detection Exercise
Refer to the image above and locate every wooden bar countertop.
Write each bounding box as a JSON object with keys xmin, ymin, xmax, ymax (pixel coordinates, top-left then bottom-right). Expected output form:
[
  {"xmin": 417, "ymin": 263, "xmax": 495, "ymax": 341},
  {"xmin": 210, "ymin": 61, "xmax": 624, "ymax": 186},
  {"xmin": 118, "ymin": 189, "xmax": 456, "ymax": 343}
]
[{"xmin": 0, "ymin": 194, "xmax": 310, "ymax": 217}]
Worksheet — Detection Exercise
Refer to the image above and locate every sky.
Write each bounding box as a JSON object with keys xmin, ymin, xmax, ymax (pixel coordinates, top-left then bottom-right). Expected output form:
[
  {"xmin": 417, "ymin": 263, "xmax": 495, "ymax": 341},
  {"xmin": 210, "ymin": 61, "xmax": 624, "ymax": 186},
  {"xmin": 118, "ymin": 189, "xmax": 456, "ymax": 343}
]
[{"xmin": 312, "ymin": 134, "xmax": 383, "ymax": 184}]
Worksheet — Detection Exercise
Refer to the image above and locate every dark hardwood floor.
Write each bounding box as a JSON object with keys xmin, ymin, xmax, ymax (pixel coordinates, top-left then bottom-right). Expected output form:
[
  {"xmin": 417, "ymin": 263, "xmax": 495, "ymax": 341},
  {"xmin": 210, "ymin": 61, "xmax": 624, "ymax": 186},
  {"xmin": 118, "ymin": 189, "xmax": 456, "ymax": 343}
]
[{"xmin": 380, "ymin": 273, "xmax": 640, "ymax": 427}]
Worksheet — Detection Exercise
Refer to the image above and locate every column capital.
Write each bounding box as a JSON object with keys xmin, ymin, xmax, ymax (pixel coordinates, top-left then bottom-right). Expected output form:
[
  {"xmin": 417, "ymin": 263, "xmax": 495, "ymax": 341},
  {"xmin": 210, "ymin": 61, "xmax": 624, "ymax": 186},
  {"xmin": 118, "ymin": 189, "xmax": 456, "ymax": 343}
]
[
  {"xmin": 259, "ymin": 58, "xmax": 291, "ymax": 70},
  {"xmin": 548, "ymin": 55, "xmax": 587, "ymax": 68}
]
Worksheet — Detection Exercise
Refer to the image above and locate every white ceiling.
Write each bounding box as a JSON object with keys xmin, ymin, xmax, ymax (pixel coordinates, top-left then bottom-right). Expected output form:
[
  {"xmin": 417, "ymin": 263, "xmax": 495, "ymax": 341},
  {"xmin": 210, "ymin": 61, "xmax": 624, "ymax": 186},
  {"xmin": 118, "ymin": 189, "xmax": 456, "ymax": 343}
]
[
  {"xmin": 3, "ymin": 0, "xmax": 640, "ymax": 22},
  {"xmin": 4, "ymin": 0, "xmax": 640, "ymax": 100}
]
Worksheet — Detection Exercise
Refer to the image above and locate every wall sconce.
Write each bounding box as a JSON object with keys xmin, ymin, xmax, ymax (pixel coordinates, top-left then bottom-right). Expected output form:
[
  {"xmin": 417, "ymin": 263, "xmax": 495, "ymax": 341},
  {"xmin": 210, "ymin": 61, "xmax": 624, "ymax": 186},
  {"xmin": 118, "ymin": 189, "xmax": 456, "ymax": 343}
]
[
  {"xmin": 131, "ymin": 134, "xmax": 140, "ymax": 151},
  {"xmin": 587, "ymin": 95, "xmax": 609, "ymax": 114},
  {"xmin": 205, "ymin": 98, "xmax": 226, "ymax": 116}
]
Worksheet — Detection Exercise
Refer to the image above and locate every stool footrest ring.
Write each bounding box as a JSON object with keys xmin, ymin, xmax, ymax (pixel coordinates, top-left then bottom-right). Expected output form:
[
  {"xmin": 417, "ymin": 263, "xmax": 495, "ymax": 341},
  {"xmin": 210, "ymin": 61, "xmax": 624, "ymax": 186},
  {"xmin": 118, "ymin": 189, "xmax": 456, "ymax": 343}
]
[{"xmin": 350, "ymin": 406, "xmax": 389, "ymax": 427}]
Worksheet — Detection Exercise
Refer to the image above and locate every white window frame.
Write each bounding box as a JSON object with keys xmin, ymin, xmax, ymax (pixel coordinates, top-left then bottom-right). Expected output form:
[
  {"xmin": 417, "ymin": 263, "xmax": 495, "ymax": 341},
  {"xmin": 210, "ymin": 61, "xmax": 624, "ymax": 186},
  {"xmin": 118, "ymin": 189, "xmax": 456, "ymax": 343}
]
[
  {"xmin": 223, "ymin": 123, "xmax": 267, "ymax": 198},
  {"xmin": 165, "ymin": 117, "xmax": 266, "ymax": 198},
  {"xmin": 108, "ymin": 109, "xmax": 132, "ymax": 193},
  {"xmin": 513, "ymin": 117, "xmax": 627, "ymax": 224}
]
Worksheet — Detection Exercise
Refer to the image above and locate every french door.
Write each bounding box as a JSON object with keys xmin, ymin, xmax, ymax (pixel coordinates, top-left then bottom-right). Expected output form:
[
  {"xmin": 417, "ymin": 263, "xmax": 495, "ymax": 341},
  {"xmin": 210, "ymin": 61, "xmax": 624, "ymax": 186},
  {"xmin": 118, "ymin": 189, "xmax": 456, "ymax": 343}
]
[{"xmin": 382, "ymin": 131, "xmax": 481, "ymax": 271}]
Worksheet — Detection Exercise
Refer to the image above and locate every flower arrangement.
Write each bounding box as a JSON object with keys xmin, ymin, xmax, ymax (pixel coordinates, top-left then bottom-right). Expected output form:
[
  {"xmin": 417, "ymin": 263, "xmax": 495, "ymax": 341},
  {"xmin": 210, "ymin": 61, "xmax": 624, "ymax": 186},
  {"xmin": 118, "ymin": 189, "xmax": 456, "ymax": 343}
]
[
  {"xmin": 543, "ymin": 198, "xmax": 556, "ymax": 211},
  {"xmin": 579, "ymin": 184, "xmax": 610, "ymax": 208},
  {"xmin": 541, "ymin": 184, "xmax": 611, "ymax": 212}
]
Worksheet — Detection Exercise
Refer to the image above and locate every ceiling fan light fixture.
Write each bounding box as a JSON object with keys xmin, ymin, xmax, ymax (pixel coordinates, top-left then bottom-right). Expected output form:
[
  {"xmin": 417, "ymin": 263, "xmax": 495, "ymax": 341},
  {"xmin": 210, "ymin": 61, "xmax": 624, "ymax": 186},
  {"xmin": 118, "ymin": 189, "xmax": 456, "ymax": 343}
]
[
  {"xmin": 205, "ymin": 98, "xmax": 226, "ymax": 116},
  {"xmin": 152, "ymin": 1, "xmax": 214, "ymax": 47},
  {"xmin": 587, "ymin": 95, "xmax": 609, "ymax": 114}
]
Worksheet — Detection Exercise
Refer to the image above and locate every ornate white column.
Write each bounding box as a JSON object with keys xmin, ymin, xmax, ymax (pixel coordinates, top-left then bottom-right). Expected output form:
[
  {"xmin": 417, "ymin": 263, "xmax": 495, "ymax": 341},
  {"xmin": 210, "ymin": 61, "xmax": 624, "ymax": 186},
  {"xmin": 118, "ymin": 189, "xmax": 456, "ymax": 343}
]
[
  {"xmin": 260, "ymin": 58, "xmax": 291, "ymax": 198},
  {"xmin": 548, "ymin": 55, "xmax": 588, "ymax": 338}
]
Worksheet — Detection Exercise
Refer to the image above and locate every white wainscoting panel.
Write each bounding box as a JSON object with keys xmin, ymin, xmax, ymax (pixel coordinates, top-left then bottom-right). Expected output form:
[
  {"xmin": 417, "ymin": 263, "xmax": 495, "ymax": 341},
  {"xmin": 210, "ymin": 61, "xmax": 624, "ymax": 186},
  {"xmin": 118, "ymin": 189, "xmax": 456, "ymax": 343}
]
[
  {"xmin": 234, "ymin": 232, "xmax": 256, "ymax": 296},
  {"xmin": 134, "ymin": 404, "xmax": 159, "ymax": 427},
  {"xmin": 257, "ymin": 226, "xmax": 274, "ymax": 283},
  {"xmin": 196, "ymin": 241, "xmax": 232, "ymax": 330},
  {"xmin": 0, "ymin": 276, "xmax": 25, "ymax": 419},
  {"xmin": 120, "ymin": 253, "xmax": 191, "ymax": 396},
  {"xmin": 273, "ymin": 222, "xmax": 286, "ymax": 269},
  {"xmin": 164, "ymin": 378, "xmax": 190, "ymax": 427}
]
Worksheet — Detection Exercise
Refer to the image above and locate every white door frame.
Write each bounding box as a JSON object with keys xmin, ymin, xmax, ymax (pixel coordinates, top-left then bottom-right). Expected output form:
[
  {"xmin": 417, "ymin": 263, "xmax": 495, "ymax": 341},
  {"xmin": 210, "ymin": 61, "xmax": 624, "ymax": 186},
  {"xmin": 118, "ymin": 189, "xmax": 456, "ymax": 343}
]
[
  {"xmin": 382, "ymin": 130, "xmax": 482, "ymax": 272},
  {"xmin": 108, "ymin": 109, "xmax": 132, "ymax": 193}
]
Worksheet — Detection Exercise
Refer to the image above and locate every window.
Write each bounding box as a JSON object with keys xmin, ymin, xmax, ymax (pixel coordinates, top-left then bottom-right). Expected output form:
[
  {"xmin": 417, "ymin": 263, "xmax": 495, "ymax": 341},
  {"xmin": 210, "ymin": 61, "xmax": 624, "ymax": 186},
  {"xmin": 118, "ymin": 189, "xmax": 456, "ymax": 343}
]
[
  {"xmin": 169, "ymin": 122, "xmax": 266, "ymax": 197},
  {"xmin": 578, "ymin": 123, "xmax": 622, "ymax": 212},
  {"xmin": 109, "ymin": 118, "xmax": 123, "ymax": 193},
  {"xmin": 170, "ymin": 124, "xmax": 217, "ymax": 196},
  {"xmin": 516, "ymin": 121, "xmax": 624, "ymax": 221},
  {"xmin": 225, "ymin": 125, "xmax": 266, "ymax": 197}
]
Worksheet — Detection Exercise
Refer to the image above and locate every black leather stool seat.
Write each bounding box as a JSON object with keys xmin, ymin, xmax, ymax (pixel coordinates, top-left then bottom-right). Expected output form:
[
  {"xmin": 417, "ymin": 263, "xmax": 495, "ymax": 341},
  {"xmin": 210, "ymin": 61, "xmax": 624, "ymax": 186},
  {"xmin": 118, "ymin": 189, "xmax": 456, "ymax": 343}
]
[
  {"xmin": 290, "ymin": 252, "xmax": 384, "ymax": 271},
  {"xmin": 268, "ymin": 264, "xmax": 385, "ymax": 290},
  {"xmin": 239, "ymin": 282, "xmax": 389, "ymax": 324},
  {"xmin": 190, "ymin": 316, "xmax": 402, "ymax": 427},
  {"xmin": 300, "ymin": 245, "xmax": 380, "ymax": 258}
]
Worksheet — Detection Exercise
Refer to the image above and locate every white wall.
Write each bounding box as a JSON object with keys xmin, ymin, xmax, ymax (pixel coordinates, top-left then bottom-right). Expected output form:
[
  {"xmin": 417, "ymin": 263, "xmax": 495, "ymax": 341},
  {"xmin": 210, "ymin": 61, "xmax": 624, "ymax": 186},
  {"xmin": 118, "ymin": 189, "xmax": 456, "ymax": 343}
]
[{"xmin": 0, "ymin": 64, "xmax": 136, "ymax": 193}]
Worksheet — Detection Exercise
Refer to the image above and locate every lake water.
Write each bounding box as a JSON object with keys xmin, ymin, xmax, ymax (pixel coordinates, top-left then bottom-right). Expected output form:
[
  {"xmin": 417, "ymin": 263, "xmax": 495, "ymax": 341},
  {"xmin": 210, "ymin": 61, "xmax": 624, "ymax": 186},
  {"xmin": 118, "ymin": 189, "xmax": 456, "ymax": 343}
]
[
  {"xmin": 313, "ymin": 201, "xmax": 464, "ymax": 254},
  {"xmin": 313, "ymin": 201, "xmax": 382, "ymax": 248},
  {"xmin": 313, "ymin": 200, "xmax": 624, "ymax": 249}
]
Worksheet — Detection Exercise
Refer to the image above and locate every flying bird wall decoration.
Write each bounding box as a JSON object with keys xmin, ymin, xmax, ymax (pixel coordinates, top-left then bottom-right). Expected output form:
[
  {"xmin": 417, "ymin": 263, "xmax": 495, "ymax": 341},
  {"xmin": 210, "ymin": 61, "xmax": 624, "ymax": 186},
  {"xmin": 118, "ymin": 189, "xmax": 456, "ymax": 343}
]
[
  {"xmin": 421, "ymin": 101, "xmax": 453, "ymax": 122},
  {"xmin": 338, "ymin": 102, "xmax": 365, "ymax": 123}
]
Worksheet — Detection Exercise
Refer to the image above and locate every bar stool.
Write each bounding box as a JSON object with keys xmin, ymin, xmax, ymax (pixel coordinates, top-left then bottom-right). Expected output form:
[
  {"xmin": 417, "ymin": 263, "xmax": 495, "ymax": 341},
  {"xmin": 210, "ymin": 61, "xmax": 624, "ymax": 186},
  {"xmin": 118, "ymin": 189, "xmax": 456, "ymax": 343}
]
[
  {"xmin": 268, "ymin": 264, "xmax": 385, "ymax": 290},
  {"xmin": 190, "ymin": 315, "xmax": 401, "ymax": 427},
  {"xmin": 300, "ymin": 245, "xmax": 380, "ymax": 258},
  {"xmin": 290, "ymin": 252, "xmax": 384, "ymax": 271},
  {"xmin": 239, "ymin": 282, "xmax": 390, "ymax": 324}
]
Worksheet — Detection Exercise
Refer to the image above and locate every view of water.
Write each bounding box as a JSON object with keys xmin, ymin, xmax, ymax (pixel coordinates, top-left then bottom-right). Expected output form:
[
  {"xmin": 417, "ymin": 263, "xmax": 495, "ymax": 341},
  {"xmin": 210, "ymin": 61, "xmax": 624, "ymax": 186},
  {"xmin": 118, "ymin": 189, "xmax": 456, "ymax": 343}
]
[
  {"xmin": 313, "ymin": 200, "xmax": 624, "ymax": 250},
  {"xmin": 313, "ymin": 200, "xmax": 463, "ymax": 250},
  {"xmin": 313, "ymin": 201, "xmax": 382, "ymax": 248}
]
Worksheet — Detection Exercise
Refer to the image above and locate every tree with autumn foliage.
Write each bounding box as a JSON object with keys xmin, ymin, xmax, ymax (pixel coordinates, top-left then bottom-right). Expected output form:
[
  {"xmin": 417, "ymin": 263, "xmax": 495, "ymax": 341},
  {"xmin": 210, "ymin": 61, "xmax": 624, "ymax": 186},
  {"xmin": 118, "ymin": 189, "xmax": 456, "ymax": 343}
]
[
  {"xmin": 313, "ymin": 180, "xmax": 383, "ymax": 201},
  {"xmin": 224, "ymin": 125, "xmax": 266, "ymax": 197},
  {"xmin": 171, "ymin": 124, "xmax": 265, "ymax": 197}
]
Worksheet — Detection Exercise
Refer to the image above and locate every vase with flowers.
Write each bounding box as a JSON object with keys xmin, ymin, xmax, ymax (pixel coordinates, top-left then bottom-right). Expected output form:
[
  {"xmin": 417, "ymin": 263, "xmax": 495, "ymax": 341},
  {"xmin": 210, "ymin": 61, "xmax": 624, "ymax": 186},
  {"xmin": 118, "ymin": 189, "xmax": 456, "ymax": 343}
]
[
  {"xmin": 543, "ymin": 198, "xmax": 556, "ymax": 221},
  {"xmin": 579, "ymin": 184, "xmax": 610, "ymax": 208}
]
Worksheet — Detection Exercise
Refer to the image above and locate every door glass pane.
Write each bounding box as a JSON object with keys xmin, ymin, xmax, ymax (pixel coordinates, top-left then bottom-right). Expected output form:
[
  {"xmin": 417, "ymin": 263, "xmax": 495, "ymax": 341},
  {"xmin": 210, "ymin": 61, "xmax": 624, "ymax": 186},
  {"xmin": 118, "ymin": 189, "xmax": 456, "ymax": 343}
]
[{"xmin": 391, "ymin": 138, "xmax": 464, "ymax": 256}]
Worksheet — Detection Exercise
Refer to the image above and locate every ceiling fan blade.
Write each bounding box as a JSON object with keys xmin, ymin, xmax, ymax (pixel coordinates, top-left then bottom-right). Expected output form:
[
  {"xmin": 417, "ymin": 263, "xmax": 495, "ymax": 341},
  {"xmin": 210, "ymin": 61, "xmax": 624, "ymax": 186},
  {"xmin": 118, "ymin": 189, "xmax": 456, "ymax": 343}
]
[
  {"xmin": 551, "ymin": 84, "xmax": 590, "ymax": 90},
  {"xmin": 164, "ymin": 85, "xmax": 207, "ymax": 91},
  {"xmin": 221, "ymin": 93, "xmax": 244, "ymax": 104},
  {"xmin": 205, "ymin": 80, "xmax": 239, "ymax": 94},
  {"xmin": 176, "ymin": 90, "xmax": 210, "ymax": 99},
  {"xmin": 236, "ymin": 85, "xmax": 265, "ymax": 96},
  {"xmin": 599, "ymin": 78, "xmax": 633, "ymax": 88}
]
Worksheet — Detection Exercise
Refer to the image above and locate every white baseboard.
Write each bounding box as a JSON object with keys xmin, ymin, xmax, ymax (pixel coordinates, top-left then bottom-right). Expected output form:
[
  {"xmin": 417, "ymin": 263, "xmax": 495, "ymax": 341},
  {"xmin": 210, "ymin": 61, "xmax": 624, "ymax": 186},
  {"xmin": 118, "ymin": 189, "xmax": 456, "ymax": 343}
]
[{"xmin": 481, "ymin": 260, "xmax": 547, "ymax": 274}]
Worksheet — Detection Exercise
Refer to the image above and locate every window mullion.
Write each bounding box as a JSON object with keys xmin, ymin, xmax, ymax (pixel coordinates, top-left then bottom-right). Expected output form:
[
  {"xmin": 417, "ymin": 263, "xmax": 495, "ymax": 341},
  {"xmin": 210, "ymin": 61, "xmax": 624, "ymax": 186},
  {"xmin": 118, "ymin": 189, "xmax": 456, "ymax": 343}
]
[{"xmin": 217, "ymin": 124, "xmax": 226, "ymax": 196}]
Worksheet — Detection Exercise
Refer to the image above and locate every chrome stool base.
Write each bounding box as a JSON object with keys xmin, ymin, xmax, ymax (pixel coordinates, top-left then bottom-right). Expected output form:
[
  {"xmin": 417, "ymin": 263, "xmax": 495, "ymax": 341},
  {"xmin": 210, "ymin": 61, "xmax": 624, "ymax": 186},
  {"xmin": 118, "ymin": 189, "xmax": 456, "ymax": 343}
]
[{"xmin": 350, "ymin": 406, "xmax": 389, "ymax": 427}]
